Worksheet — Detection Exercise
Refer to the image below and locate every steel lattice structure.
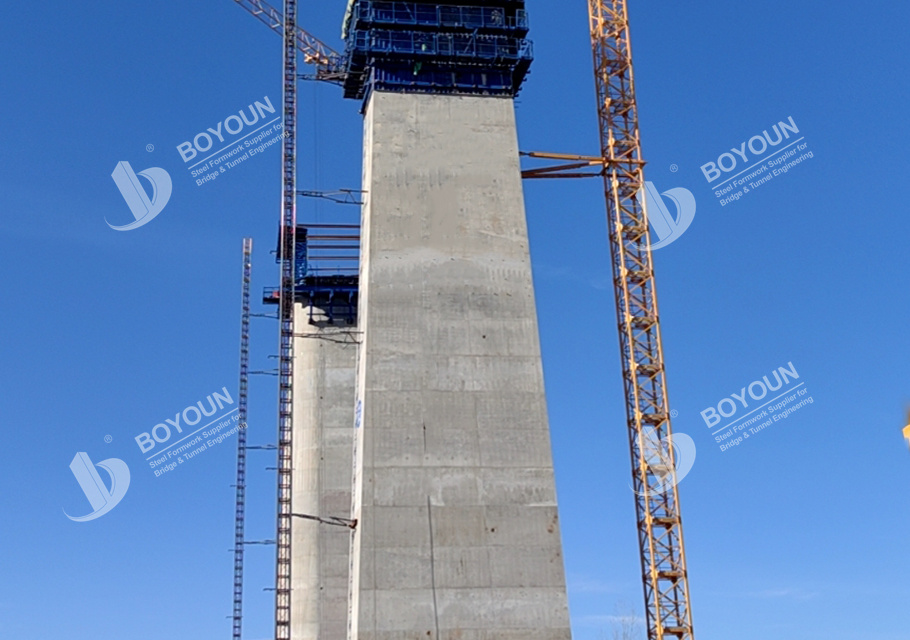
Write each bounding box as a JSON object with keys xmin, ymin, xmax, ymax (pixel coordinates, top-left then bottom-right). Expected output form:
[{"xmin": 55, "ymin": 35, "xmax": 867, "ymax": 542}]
[
  {"xmin": 232, "ymin": 0, "xmax": 340, "ymax": 67},
  {"xmin": 275, "ymin": 0, "xmax": 297, "ymax": 637},
  {"xmin": 232, "ymin": 0, "xmax": 345, "ymax": 79},
  {"xmin": 232, "ymin": 238, "xmax": 253, "ymax": 640},
  {"xmin": 587, "ymin": 1, "xmax": 695, "ymax": 638}
]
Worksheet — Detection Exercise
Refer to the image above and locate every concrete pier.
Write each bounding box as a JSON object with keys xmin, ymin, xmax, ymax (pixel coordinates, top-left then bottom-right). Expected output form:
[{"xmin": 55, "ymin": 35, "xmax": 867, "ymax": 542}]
[
  {"xmin": 348, "ymin": 91, "xmax": 572, "ymax": 640},
  {"xmin": 292, "ymin": 303, "xmax": 359, "ymax": 640}
]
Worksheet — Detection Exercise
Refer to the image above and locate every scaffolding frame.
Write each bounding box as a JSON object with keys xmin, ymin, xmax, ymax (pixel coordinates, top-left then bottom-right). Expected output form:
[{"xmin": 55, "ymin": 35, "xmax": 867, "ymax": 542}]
[
  {"xmin": 341, "ymin": 0, "xmax": 532, "ymax": 99},
  {"xmin": 232, "ymin": 238, "xmax": 252, "ymax": 640},
  {"xmin": 274, "ymin": 0, "xmax": 297, "ymax": 637}
]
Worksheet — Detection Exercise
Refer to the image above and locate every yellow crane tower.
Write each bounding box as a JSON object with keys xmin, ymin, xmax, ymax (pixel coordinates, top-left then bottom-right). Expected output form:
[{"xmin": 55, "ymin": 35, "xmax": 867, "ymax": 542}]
[
  {"xmin": 588, "ymin": 2, "xmax": 696, "ymax": 638},
  {"xmin": 525, "ymin": 2, "xmax": 698, "ymax": 638}
]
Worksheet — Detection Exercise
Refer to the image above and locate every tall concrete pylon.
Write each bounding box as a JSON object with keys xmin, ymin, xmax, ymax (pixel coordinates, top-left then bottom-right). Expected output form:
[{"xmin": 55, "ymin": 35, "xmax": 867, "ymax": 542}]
[
  {"xmin": 341, "ymin": 3, "xmax": 573, "ymax": 639},
  {"xmin": 348, "ymin": 92, "xmax": 573, "ymax": 640},
  {"xmin": 292, "ymin": 302, "xmax": 359, "ymax": 640}
]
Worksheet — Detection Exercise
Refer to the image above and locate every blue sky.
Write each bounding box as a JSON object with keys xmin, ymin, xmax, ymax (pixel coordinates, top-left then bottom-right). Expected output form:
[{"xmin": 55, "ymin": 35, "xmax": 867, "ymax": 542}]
[{"xmin": 1, "ymin": 1, "xmax": 909, "ymax": 639}]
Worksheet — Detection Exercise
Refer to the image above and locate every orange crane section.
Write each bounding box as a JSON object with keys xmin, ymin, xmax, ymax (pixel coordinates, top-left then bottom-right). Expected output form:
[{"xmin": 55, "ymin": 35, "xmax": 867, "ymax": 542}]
[{"xmin": 587, "ymin": 1, "xmax": 696, "ymax": 638}]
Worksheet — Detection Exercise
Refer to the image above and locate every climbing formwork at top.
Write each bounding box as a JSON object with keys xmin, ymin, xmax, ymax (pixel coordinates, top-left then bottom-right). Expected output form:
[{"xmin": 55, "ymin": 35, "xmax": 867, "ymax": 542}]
[{"xmin": 341, "ymin": 0, "xmax": 533, "ymax": 100}]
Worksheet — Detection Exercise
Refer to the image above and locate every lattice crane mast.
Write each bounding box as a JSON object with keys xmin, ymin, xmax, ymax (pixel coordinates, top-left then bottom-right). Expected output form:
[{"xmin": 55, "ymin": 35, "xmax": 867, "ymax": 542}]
[
  {"xmin": 588, "ymin": 2, "xmax": 695, "ymax": 638},
  {"xmin": 228, "ymin": 3, "xmax": 350, "ymax": 639},
  {"xmin": 272, "ymin": 0, "xmax": 297, "ymax": 638},
  {"xmin": 232, "ymin": 239, "xmax": 253, "ymax": 640},
  {"xmin": 522, "ymin": 11, "xmax": 698, "ymax": 637},
  {"xmin": 232, "ymin": 0, "xmax": 303, "ymax": 638}
]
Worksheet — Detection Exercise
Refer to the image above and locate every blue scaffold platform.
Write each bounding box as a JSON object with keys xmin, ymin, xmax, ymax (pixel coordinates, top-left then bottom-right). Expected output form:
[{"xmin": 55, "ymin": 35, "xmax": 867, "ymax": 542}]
[
  {"xmin": 264, "ymin": 224, "xmax": 360, "ymax": 325},
  {"xmin": 341, "ymin": 1, "xmax": 533, "ymax": 101}
]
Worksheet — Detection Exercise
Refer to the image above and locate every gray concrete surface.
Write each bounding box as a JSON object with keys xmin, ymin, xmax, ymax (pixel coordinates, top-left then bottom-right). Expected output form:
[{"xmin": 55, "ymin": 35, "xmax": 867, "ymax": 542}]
[
  {"xmin": 348, "ymin": 91, "xmax": 572, "ymax": 640},
  {"xmin": 292, "ymin": 303, "xmax": 359, "ymax": 640}
]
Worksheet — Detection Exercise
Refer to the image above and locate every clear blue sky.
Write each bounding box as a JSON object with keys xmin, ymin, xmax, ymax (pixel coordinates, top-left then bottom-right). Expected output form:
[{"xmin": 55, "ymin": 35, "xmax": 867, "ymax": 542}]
[{"xmin": 1, "ymin": 1, "xmax": 908, "ymax": 639}]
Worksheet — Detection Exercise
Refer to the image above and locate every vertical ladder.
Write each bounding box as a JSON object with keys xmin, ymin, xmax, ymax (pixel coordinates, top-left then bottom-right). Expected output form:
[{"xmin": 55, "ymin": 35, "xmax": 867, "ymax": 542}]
[
  {"xmin": 587, "ymin": 1, "xmax": 695, "ymax": 638},
  {"xmin": 233, "ymin": 238, "xmax": 253, "ymax": 640},
  {"xmin": 275, "ymin": 0, "xmax": 297, "ymax": 638}
]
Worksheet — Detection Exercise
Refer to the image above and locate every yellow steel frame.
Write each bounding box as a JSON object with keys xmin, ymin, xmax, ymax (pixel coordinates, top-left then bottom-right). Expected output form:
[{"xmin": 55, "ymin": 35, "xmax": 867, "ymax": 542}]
[
  {"xmin": 588, "ymin": 1, "xmax": 695, "ymax": 638},
  {"xmin": 520, "ymin": 152, "xmax": 604, "ymax": 179}
]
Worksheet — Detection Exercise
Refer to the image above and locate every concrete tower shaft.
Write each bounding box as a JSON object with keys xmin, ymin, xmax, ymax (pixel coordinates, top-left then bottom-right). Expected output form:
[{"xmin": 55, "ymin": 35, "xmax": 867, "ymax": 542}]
[
  {"xmin": 348, "ymin": 91, "xmax": 572, "ymax": 640},
  {"xmin": 292, "ymin": 304, "xmax": 359, "ymax": 640}
]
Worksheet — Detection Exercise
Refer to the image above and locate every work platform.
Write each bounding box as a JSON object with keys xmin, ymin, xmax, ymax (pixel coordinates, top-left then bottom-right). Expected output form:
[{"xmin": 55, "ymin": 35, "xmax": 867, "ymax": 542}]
[
  {"xmin": 263, "ymin": 223, "xmax": 360, "ymax": 325},
  {"xmin": 341, "ymin": 0, "xmax": 533, "ymax": 100}
]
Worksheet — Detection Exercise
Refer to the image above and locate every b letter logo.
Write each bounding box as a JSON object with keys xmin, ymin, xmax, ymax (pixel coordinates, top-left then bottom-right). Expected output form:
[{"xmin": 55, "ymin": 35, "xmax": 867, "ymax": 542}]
[
  {"xmin": 631, "ymin": 428, "xmax": 696, "ymax": 496},
  {"xmin": 107, "ymin": 161, "xmax": 172, "ymax": 231},
  {"xmin": 64, "ymin": 452, "xmax": 131, "ymax": 522},
  {"xmin": 639, "ymin": 181, "xmax": 696, "ymax": 250}
]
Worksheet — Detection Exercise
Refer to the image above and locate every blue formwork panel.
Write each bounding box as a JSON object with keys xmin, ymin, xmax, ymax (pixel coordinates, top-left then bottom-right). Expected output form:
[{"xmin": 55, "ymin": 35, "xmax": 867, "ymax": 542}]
[
  {"xmin": 350, "ymin": 3, "xmax": 529, "ymax": 35},
  {"xmin": 263, "ymin": 276, "xmax": 360, "ymax": 325},
  {"xmin": 370, "ymin": 65, "xmax": 517, "ymax": 95},
  {"xmin": 342, "ymin": 0, "xmax": 532, "ymax": 101},
  {"xmin": 352, "ymin": 31, "xmax": 530, "ymax": 63},
  {"xmin": 294, "ymin": 228, "xmax": 308, "ymax": 284}
]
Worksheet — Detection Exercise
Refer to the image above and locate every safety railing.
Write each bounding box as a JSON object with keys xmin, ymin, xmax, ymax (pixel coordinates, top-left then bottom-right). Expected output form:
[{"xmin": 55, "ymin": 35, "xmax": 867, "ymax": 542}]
[
  {"xmin": 371, "ymin": 66, "xmax": 516, "ymax": 93},
  {"xmin": 352, "ymin": 30, "xmax": 532, "ymax": 62},
  {"xmin": 351, "ymin": 1, "xmax": 528, "ymax": 32}
]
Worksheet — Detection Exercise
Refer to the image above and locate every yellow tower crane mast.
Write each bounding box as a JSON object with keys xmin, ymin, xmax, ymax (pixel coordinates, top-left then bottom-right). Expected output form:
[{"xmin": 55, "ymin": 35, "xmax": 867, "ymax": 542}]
[{"xmin": 588, "ymin": 2, "xmax": 695, "ymax": 638}]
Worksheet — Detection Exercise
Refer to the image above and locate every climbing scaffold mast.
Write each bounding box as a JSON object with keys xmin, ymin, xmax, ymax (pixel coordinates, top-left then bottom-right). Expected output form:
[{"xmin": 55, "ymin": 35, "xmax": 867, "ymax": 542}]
[
  {"xmin": 275, "ymin": 0, "xmax": 297, "ymax": 637},
  {"xmin": 232, "ymin": 238, "xmax": 252, "ymax": 640}
]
